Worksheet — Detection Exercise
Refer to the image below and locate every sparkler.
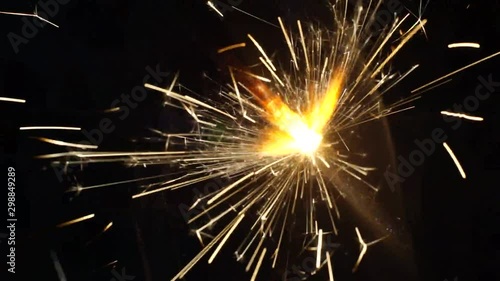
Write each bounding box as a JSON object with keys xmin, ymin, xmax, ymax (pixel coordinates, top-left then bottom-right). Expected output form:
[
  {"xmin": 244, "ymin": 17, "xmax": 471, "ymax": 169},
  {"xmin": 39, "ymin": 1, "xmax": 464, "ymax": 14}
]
[{"xmin": 24, "ymin": 0, "xmax": 500, "ymax": 280}]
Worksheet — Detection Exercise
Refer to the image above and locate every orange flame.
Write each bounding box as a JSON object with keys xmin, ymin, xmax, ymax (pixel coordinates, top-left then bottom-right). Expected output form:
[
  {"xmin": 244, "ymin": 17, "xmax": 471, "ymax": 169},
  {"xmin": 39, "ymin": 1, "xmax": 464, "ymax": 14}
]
[{"xmin": 240, "ymin": 70, "xmax": 344, "ymax": 156}]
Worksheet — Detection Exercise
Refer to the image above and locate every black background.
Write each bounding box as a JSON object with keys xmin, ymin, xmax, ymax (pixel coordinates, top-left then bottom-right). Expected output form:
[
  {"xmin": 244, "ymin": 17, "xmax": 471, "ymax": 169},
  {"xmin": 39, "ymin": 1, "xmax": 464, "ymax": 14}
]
[{"xmin": 1, "ymin": 0, "xmax": 499, "ymax": 281}]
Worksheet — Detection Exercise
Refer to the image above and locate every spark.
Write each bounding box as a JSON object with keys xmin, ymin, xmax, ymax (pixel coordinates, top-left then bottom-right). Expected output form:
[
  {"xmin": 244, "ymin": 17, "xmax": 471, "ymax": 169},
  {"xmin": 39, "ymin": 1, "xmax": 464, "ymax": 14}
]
[
  {"xmin": 231, "ymin": 6, "xmax": 279, "ymax": 28},
  {"xmin": 352, "ymin": 227, "xmax": 388, "ymax": 273},
  {"xmin": 441, "ymin": 111, "xmax": 484, "ymax": 121},
  {"xmin": 50, "ymin": 250, "xmax": 67, "ymax": 281},
  {"xmin": 102, "ymin": 260, "xmax": 118, "ymax": 268},
  {"xmin": 56, "ymin": 214, "xmax": 95, "ymax": 228},
  {"xmin": 20, "ymin": 126, "xmax": 81, "ymax": 131},
  {"xmin": 103, "ymin": 221, "xmax": 114, "ymax": 232},
  {"xmin": 86, "ymin": 222, "xmax": 114, "ymax": 246},
  {"xmin": 104, "ymin": 107, "xmax": 122, "ymax": 113},
  {"xmin": 36, "ymin": 137, "xmax": 98, "ymax": 149},
  {"xmin": 0, "ymin": 6, "xmax": 59, "ymax": 28},
  {"xmin": 448, "ymin": 42, "xmax": 480, "ymax": 49},
  {"xmin": 278, "ymin": 17, "xmax": 299, "ymax": 70},
  {"xmin": 218, "ymin": 43, "xmax": 247, "ymax": 54},
  {"xmin": 371, "ymin": 19, "xmax": 427, "ymax": 78},
  {"xmin": 443, "ymin": 142, "xmax": 467, "ymax": 179},
  {"xmin": 250, "ymin": 248, "xmax": 267, "ymax": 281},
  {"xmin": 406, "ymin": 0, "xmax": 430, "ymax": 38},
  {"xmin": 245, "ymin": 234, "xmax": 265, "ymax": 272},
  {"xmin": 412, "ymin": 50, "xmax": 500, "ymax": 93},
  {"xmin": 208, "ymin": 214, "xmax": 245, "ymax": 263},
  {"xmin": 316, "ymin": 229, "xmax": 323, "ymax": 268},
  {"xmin": 0, "ymin": 97, "xmax": 26, "ymax": 103},
  {"xmin": 59, "ymin": 174, "xmax": 171, "ymax": 194},
  {"xmin": 247, "ymin": 34, "xmax": 277, "ymax": 72},
  {"xmin": 414, "ymin": 78, "xmax": 453, "ymax": 95},
  {"xmin": 297, "ymin": 20, "xmax": 310, "ymax": 72},
  {"xmin": 206, "ymin": 1, "xmax": 224, "ymax": 18},
  {"xmin": 326, "ymin": 251, "xmax": 334, "ymax": 281}
]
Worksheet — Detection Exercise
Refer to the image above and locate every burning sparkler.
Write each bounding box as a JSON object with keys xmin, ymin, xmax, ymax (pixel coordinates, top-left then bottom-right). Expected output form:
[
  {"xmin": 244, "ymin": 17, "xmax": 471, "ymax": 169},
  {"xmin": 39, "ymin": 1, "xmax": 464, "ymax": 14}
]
[{"xmin": 27, "ymin": 0, "xmax": 500, "ymax": 280}]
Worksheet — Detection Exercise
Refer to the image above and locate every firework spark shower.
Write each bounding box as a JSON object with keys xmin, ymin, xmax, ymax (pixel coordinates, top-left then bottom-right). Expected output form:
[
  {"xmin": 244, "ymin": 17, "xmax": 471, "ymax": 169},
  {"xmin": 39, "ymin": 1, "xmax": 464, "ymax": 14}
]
[
  {"xmin": 38, "ymin": 1, "xmax": 433, "ymax": 278},
  {"xmin": 2, "ymin": 1, "xmax": 500, "ymax": 281}
]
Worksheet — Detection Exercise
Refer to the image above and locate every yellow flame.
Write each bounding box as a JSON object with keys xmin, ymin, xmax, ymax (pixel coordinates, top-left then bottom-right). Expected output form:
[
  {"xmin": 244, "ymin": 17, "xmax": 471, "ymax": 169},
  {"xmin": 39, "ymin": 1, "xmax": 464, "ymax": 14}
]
[{"xmin": 259, "ymin": 71, "xmax": 343, "ymax": 156}]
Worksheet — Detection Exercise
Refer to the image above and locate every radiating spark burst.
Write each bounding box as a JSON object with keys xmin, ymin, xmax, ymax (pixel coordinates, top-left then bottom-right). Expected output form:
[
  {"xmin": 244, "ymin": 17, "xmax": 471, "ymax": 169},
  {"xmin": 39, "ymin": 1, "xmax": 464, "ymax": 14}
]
[
  {"xmin": 44, "ymin": 0, "xmax": 424, "ymax": 277},
  {"xmin": 37, "ymin": 0, "xmax": 500, "ymax": 280}
]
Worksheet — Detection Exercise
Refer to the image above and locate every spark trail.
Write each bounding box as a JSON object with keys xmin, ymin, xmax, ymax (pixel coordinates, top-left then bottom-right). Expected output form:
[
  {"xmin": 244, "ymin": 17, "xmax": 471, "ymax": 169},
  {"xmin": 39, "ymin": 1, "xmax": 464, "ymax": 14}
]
[
  {"xmin": 0, "ymin": 6, "xmax": 59, "ymax": 28},
  {"xmin": 35, "ymin": 0, "xmax": 500, "ymax": 280}
]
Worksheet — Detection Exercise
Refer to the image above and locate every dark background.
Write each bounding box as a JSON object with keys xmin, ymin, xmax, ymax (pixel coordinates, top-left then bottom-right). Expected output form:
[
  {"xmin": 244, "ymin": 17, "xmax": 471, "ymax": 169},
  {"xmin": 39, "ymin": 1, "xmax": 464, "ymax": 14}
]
[{"xmin": 1, "ymin": 0, "xmax": 499, "ymax": 281}]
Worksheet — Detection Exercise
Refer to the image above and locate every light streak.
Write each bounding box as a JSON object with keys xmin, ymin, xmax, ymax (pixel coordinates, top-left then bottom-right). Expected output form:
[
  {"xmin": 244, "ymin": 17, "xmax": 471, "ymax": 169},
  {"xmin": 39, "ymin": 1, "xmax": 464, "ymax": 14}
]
[
  {"xmin": 250, "ymin": 248, "xmax": 267, "ymax": 281},
  {"xmin": 56, "ymin": 214, "xmax": 95, "ymax": 228},
  {"xmin": 86, "ymin": 222, "xmax": 114, "ymax": 246},
  {"xmin": 104, "ymin": 107, "xmax": 122, "ymax": 113},
  {"xmin": 412, "ymin": 50, "xmax": 500, "ymax": 93},
  {"xmin": 278, "ymin": 17, "xmax": 299, "ymax": 70},
  {"xmin": 50, "ymin": 250, "xmax": 67, "ymax": 281},
  {"xmin": 103, "ymin": 221, "xmax": 114, "ymax": 232},
  {"xmin": 448, "ymin": 42, "xmax": 480, "ymax": 49},
  {"xmin": 0, "ymin": 6, "xmax": 59, "ymax": 28},
  {"xmin": 217, "ymin": 43, "xmax": 246, "ymax": 54},
  {"xmin": 443, "ymin": 142, "xmax": 467, "ymax": 179},
  {"xmin": 352, "ymin": 227, "xmax": 388, "ymax": 273},
  {"xmin": 317, "ymin": 229, "xmax": 323, "ymax": 268},
  {"xmin": 36, "ymin": 137, "xmax": 98, "ymax": 149},
  {"xmin": 208, "ymin": 214, "xmax": 245, "ymax": 264},
  {"xmin": 102, "ymin": 260, "xmax": 118, "ymax": 268},
  {"xmin": 441, "ymin": 111, "xmax": 484, "ymax": 121},
  {"xmin": 0, "ymin": 97, "xmax": 26, "ymax": 103},
  {"xmin": 231, "ymin": 6, "xmax": 279, "ymax": 28},
  {"xmin": 326, "ymin": 251, "xmax": 334, "ymax": 281},
  {"xmin": 20, "ymin": 126, "xmax": 81, "ymax": 131},
  {"xmin": 247, "ymin": 34, "xmax": 277, "ymax": 71},
  {"xmin": 207, "ymin": 1, "xmax": 224, "ymax": 18}
]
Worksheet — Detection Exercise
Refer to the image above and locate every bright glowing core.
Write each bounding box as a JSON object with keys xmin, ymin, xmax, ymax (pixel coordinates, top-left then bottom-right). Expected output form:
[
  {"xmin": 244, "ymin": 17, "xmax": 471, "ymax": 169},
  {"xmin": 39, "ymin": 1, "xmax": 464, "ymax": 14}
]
[
  {"xmin": 282, "ymin": 119, "xmax": 323, "ymax": 155},
  {"xmin": 259, "ymin": 72, "xmax": 343, "ymax": 157}
]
